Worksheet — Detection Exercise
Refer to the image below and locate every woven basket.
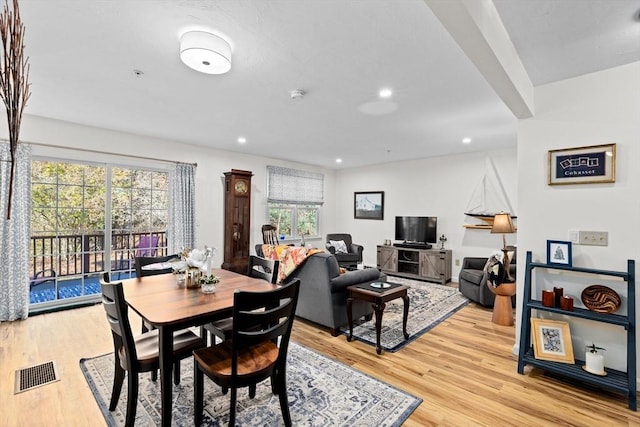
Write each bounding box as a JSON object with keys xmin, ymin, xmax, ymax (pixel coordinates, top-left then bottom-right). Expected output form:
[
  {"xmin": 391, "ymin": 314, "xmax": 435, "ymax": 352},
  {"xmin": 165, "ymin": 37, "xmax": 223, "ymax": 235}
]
[{"xmin": 580, "ymin": 285, "xmax": 621, "ymax": 313}]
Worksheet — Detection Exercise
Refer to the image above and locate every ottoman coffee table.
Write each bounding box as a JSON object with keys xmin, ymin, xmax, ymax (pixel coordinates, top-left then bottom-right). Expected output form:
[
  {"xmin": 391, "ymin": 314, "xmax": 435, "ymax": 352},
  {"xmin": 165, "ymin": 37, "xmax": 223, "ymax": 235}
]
[{"xmin": 346, "ymin": 281, "xmax": 409, "ymax": 354}]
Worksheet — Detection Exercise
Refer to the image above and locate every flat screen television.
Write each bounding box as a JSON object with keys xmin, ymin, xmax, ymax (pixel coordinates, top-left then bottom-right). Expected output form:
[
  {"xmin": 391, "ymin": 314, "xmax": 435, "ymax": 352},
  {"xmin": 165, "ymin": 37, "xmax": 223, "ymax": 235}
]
[{"xmin": 395, "ymin": 216, "xmax": 437, "ymax": 244}]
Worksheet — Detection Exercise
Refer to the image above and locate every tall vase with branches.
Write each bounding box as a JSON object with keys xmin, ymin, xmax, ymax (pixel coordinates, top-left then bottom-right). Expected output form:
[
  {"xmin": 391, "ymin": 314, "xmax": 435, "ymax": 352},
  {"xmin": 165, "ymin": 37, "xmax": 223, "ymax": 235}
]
[{"xmin": 0, "ymin": 0, "xmax": 30, "ymax": 220}]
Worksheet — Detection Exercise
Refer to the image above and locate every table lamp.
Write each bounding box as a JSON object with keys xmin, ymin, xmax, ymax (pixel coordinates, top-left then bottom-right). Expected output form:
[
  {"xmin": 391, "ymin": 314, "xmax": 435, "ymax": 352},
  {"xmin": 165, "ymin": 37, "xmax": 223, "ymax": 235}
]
[{"xmin": 491, "ymin": 212, "xmax": 516, "ymax": 282}]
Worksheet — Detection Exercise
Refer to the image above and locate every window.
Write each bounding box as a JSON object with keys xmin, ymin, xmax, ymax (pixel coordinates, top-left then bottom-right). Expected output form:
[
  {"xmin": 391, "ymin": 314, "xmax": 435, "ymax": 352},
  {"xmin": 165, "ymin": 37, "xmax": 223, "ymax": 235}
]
[
  {"xmin": 29, "ymin": 159, "xmax": 169, "ymax": 311},
  {"xmin": 267, "ymin": 166, "xmax": 323, "ymax": 239}
]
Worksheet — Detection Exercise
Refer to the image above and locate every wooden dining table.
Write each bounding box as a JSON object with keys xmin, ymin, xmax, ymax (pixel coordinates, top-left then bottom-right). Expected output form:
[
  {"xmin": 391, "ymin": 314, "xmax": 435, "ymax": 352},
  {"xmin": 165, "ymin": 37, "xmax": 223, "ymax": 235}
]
[{"xmin": 122, "ymin": 268, "xmax": 277, "ymax": 427}]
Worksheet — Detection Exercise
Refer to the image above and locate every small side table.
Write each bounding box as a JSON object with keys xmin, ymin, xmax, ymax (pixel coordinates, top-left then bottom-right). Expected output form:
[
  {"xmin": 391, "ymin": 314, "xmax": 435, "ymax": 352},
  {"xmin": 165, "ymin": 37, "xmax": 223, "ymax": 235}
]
[
  {"xmin": 346, "ymin": 282, "xmax": 409, "ymax": 354},
  {"xmin": 487, "ymin": 281, "xmax": 516, "ymax": 326}
]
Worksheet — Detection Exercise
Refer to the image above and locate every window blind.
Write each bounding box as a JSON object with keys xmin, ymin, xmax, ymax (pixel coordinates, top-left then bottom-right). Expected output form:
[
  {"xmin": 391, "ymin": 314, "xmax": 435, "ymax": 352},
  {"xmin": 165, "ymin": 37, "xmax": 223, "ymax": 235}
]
[{"xmin": 267, "ymin": 166, "xmax": 324, "ymax": 205}]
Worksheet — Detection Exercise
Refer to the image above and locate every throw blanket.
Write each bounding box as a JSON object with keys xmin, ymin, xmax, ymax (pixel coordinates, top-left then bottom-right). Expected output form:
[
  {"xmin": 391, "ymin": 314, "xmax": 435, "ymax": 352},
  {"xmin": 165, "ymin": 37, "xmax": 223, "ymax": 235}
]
[{"xmin": 261, "ymin": 244, "xmax": 323, "ymax": 283}]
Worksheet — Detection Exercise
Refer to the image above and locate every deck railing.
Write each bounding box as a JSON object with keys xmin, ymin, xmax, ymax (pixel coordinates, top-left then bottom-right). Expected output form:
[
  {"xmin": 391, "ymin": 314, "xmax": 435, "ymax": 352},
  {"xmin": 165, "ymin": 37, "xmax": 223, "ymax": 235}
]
[{"xmin": 29, "ymin": 231, "xmax": 167, "ymax": 278}]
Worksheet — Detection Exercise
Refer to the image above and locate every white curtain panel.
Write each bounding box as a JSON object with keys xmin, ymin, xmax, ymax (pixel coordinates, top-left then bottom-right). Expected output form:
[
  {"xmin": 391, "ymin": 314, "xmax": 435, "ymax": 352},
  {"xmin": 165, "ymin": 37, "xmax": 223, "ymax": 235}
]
[
  {"xmin": 168, "ymin": 163, "xmax": 196, "ymax": 253},
  {"xmin": 0, "ymin": 142, "xmax": 31, "ymax": 321}
]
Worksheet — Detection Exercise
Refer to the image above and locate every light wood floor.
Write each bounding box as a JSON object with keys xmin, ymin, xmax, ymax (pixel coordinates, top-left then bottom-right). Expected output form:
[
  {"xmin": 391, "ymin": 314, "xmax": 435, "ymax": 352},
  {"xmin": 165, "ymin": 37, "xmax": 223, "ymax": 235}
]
[{"xmin": 2, "ymin": 298, "xmax": 639, "ymax": 426}]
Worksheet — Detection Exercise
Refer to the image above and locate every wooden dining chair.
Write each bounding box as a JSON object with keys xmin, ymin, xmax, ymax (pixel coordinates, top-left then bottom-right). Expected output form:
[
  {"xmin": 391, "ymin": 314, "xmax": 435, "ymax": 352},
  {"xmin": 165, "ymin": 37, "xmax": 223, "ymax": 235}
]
[
  {"xmin": 193, "ymin": 279, "xmax": 301, "ymax": 427},
  {"xmin": 135, "ymin": 254, "xmax": 179, "ymax": 336},
  {"xmin": 262, "ymin": 224, "xmax": 280, "ymax": 245},
  {"xmin": 134, "ymin": 253, "xmax": 178, "ymax": 278},
  {"xmin": 99, "ymin": 272, "xmax": 205, "ymax": 427},
  {"xmin": 203, "ymin": 255, "xmax": 280, "ymax": 343}
]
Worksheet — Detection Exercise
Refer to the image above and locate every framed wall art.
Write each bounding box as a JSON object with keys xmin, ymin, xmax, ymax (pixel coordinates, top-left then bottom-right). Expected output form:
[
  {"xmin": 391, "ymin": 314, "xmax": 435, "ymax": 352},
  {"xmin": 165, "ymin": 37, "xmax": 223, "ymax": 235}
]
[
  {"xmin": 547, "ymin": 240, "xmax": 572, "ymax": 267},
  {"xmin": 548, "ymin": 143, "xmax": 616, "ymax": 185},
  {"xmin": 530, "ymin": 318, "xmax": 574, "ymax": 364},
  {"xmin": 354, "ymin": 191, "xmax": 384, "ymax": 220}
]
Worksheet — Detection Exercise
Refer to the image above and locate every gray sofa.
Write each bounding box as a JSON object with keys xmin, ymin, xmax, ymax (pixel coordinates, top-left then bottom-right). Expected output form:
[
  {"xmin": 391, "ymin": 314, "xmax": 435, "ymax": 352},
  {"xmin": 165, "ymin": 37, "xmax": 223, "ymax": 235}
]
[{"xmin": 256, "ymin": 245, "xmax": 386, "ymax": 335}]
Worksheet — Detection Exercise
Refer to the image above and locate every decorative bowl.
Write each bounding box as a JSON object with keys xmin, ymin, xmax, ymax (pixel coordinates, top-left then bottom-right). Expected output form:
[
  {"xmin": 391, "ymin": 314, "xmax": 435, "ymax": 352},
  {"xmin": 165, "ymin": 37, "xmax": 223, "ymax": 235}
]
[{"xmin": 580, "ymin": 285, "xmax": 621, "ymax": 313}]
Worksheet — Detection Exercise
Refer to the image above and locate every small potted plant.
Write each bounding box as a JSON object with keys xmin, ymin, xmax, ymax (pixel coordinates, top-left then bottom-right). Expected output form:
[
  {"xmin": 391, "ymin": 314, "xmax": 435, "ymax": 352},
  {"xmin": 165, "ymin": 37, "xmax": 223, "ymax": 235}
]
[{"xmin": 584, "ymin": 343, "xmax": 606, "ymax": 375}]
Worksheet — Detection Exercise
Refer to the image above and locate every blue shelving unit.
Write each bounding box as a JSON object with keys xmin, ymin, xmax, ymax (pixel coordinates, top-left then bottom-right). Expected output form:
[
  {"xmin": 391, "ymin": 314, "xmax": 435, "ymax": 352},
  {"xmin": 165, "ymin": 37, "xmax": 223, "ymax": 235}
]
[{"xmin": 517, "ymin": 251, "xmax": 636, "ymax": 411}]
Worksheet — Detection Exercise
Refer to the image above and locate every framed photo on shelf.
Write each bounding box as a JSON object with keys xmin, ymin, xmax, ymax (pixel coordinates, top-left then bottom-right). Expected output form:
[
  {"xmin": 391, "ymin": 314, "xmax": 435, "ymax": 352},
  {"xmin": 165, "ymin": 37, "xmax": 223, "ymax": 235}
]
[
  {"xmin": 547, "ymin": 240, "xmax": 572, "ymax": 267},
  {"xmin": 354, "ymin": 191, "xmax": 384, "ymax": 220},
  {"xmin": 531, "ymin": 318, "xmax": 575, "ymax": 364},
  {"xmin": 548, "ymin": 143, "xmax": 616, "ymax": 185}
]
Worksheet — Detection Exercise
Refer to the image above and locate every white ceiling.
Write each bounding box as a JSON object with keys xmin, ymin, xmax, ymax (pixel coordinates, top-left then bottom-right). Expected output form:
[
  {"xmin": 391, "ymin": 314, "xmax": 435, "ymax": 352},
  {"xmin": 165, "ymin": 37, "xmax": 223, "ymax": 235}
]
[{"xmin": 18, "ymin": 0, "xmax": 640, "ymax": 169}]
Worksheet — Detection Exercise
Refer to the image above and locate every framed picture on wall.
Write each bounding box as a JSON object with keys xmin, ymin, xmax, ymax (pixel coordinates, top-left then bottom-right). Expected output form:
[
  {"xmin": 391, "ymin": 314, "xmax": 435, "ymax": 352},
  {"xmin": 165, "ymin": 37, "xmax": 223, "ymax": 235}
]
[
  {"xmin": 354, "ymin": 191, "xmax": 384, "ymax": 220},
  {"xmin": 548, "ymin": 143, "xmax": 616, "ymax": 185},
  {"xmin": 547, "ymin": 240, "xmax": 572, "ymax": 267}
]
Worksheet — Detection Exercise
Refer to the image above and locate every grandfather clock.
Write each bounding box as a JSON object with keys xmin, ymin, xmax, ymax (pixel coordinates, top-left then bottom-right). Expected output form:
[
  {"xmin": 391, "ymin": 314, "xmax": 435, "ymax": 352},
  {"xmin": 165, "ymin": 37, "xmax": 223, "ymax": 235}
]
[{"xmin": 222, "ymin": 169, "xmax": 253, "ymax": 274}]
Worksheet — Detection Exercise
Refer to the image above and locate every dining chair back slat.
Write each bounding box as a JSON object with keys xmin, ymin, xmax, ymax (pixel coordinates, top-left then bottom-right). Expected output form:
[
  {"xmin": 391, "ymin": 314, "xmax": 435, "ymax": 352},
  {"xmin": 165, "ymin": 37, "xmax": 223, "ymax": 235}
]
[
  {"xmin": 261, "ymin": 224, "xmax": 279, "ymax": 246},
  {"xmin": 135, "ymin": 254, "xmax": 178, "ymax": 278},
  {"xmin": 247, "ymin": 255, "xmax": 279, "ymax": 284}
]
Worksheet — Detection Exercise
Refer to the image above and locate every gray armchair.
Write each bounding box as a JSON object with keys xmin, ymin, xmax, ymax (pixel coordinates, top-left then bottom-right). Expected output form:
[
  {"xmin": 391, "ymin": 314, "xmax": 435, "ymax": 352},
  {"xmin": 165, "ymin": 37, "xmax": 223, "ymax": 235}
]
[
  {"xmin": 458, "ymin": 254, "xmax": 516, "ymax": 307},
  {"xmin": 325, "ymin": 233, "xmax": 363, "ymax": 268}
]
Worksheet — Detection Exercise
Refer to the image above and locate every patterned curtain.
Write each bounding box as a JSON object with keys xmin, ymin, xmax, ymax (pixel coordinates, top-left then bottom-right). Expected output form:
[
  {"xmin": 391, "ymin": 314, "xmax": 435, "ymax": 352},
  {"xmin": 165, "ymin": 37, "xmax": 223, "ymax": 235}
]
[
  {"xmin": 0, "ymin": 142, "xmax": 31, "ymax": 321},
  {"xmin": 167, "ymin": 163, "xmax": 195, "ymax": 253}
]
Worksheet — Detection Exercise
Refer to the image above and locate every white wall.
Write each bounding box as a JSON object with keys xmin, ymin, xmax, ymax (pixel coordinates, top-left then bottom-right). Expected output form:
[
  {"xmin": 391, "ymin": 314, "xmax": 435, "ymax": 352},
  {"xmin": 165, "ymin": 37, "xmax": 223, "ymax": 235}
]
[
  {"xmin": 14, "ymin": 114, "xmax": 337, "ymax": 267},
  {"xmin": 516, "ymin": 62, "xmax": 640, "ymax": 372},
  {"xmin": 332, "ymin": 148, "xmax": 517, "ymax": 278},
  {"xmin": 13, "ymin": 114, "xmax": 516, "ymax": 278}
]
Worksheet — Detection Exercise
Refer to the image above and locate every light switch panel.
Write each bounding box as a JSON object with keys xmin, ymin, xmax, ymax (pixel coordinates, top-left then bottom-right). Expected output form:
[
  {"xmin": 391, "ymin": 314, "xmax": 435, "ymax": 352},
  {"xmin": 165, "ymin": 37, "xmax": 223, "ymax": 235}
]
[{"xmin": 578, "ymin": 231, "xmax": 608, "ymax": 246}]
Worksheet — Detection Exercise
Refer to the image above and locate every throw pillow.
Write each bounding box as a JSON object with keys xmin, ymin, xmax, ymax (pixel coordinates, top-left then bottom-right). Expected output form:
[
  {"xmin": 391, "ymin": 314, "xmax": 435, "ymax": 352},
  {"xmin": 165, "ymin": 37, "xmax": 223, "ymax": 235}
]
[
  {"xmin": 330, "ymin": 239, "xmax": 348, "ymax": 254},
  {"xmin": 484, "ymin": 252, "xmax": 505, "ymax": 287},
  {"xmin": 483, "ymin": 250, "xmax": 501, "ymax": 271}
]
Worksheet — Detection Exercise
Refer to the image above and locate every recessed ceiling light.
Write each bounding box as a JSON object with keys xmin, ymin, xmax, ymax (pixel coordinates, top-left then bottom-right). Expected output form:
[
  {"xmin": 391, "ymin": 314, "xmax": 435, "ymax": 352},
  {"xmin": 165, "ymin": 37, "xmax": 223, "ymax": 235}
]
[
  {"xmin": 237, "ymin": 137, "xmax": 247, "ymax": 144},
  {"xmin": 378, "ymin": 88, "xmax": 393, "ymax": 99},
  {"xmin": 462, "ymin": 137, "xmax": 472, "ymax": 144},
  {"xmin": 290, "ymin": 89, "xmax": 306, "ymax": 100},
  {"xmin": 336, "ymin": 158, "xmax": 342, "ymax": 163}
]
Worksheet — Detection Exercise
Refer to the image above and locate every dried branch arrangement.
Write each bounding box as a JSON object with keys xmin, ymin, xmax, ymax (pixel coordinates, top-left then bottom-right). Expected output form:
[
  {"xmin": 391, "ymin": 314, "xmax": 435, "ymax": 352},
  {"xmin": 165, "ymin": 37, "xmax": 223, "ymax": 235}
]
[{"xmin": 0, "ymin": 0, "xmax": 30, "ymax": 219}]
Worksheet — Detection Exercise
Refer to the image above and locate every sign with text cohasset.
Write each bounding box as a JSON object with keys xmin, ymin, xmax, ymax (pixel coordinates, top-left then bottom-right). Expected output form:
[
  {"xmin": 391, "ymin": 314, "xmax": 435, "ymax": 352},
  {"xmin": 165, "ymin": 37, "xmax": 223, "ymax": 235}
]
[{"xmin": 548, "ymin": 143, "xmax": 616, "ymax": 185}]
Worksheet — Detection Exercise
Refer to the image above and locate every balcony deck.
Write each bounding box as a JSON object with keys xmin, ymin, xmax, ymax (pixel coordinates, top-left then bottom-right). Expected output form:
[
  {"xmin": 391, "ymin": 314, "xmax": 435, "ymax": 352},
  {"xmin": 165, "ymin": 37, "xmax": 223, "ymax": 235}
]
[{"xmin": 29, "ymin": 231, "xmax": 167, "ymax": 310}]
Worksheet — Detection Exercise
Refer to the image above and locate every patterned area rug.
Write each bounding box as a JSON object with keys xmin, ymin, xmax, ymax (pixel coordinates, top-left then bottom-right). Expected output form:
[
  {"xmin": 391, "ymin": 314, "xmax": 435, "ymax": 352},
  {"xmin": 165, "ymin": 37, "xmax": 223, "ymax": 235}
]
[
  {"xmin": 80, "ymin": 342, "xmax": 421, "ymax": 426},
  {"xmin": 342, "ymin": 277, "xmax": 470, "ymax": 352}
]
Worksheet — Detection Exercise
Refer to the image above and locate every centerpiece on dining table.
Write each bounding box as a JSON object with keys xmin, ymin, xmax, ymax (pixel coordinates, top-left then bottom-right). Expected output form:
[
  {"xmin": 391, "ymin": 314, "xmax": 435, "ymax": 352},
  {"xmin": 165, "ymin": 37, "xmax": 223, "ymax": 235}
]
[{"xmin": 169, "ymin": 246, "xmax": 219, "ymax": 292}]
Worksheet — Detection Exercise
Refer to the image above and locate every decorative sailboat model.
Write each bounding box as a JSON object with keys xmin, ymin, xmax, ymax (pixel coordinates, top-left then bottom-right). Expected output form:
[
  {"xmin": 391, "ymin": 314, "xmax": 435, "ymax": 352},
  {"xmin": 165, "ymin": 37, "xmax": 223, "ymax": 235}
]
[{"xmin": 464, "ymin": 157, "xmax": 516, "ymax": 229}]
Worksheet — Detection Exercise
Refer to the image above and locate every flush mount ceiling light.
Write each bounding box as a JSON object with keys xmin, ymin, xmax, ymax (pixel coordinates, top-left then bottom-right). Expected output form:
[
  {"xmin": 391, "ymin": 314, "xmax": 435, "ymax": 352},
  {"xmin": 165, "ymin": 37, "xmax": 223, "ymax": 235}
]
[{"xmin": 180, "ymin": 31, "xmax": 231, "ymax": 74}]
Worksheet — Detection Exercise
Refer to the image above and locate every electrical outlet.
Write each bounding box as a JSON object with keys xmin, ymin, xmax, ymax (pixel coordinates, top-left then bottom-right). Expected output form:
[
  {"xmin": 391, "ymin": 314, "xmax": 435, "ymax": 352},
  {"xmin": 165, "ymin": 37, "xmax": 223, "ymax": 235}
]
[
  {"xmin": 455, "ymin": 259, "xmax": 460, "ymax": 266},
  {"xmin": 578, "ymin": 231, "xmax": 608, "ymax": 246}
]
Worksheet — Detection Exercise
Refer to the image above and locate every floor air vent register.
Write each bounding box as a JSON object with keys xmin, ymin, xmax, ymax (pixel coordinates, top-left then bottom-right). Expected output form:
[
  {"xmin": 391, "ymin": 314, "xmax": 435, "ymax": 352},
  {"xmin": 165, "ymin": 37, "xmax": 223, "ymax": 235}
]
[{"xmin": 14, "ymin": 360, "xmax": 60, "ymax": 394}]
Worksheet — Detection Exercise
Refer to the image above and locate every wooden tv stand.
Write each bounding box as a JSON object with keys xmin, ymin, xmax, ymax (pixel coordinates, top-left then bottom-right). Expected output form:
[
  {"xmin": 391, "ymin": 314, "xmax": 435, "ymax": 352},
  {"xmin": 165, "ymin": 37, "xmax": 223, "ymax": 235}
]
[{"xmin": 376, "ymin": 245, "xmax": 452, "ymax": 285}]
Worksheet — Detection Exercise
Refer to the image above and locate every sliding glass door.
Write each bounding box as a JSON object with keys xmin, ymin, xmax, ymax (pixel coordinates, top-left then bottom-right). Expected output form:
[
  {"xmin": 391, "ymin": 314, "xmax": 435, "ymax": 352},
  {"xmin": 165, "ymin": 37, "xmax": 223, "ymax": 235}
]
[
  {"xmin": 110, "ymin": 167, "xmax": 169, "ymax": 278},
  {"xmin": 29, "ymin": 159, "xmax": 168, "ymax": 312}
]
